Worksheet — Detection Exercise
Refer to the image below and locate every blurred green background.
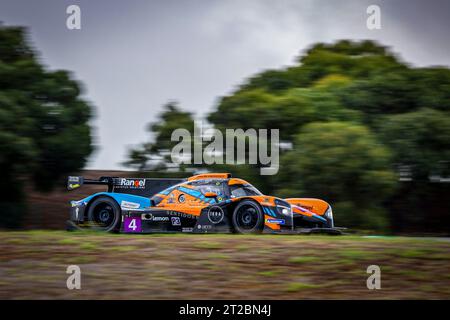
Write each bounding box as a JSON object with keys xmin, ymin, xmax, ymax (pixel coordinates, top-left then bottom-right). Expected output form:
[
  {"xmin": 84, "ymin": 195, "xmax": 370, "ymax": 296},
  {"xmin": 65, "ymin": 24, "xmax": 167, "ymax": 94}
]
[{"xmin": 1, "ymin": 26, "xmax": 449, "ymax": 234}]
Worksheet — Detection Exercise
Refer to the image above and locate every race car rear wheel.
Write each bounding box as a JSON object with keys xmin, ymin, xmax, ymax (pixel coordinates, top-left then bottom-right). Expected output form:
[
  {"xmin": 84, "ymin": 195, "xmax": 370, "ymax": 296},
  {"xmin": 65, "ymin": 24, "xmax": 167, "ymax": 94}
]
[
  {"xmin": 232, "ymin": 200, "xmax": 264, "ymax": 234},
  {"xmin": 87, "ymin": 196, "xmax": 121, "ymax": 232}
]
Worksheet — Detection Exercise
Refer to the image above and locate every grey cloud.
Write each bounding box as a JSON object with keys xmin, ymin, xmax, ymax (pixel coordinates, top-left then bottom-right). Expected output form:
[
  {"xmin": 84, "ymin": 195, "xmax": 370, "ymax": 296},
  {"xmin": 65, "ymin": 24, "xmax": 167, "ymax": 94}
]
[{"xmin": 1, "ymin": 0, "xmax": 449, "ymax": 169}]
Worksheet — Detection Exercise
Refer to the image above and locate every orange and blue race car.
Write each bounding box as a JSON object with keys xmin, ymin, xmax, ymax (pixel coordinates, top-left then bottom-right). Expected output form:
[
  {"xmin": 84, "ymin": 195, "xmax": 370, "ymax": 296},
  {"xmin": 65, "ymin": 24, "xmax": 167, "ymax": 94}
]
[{"xmin": 67, "ymin": 173, "xmax": 343, "ymax": 234}]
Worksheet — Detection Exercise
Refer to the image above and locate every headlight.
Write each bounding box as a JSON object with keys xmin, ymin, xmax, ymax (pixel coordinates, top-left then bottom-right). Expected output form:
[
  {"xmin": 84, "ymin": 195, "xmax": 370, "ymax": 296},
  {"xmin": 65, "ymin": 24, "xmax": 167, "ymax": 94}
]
[
  {"xmin": 276, "ymin": 206, "xmax": 291, "ymax": 216},
  {"xmin": 275, "ymin": 199, "xmax": 292, "ymax": 216},
  {"xmin": 326, "ymin": 206, "xmax": 333, "ymax": 218},
  {"xmin": 324, "ymin": 206, "xmax": 334, "ymax": 227}
]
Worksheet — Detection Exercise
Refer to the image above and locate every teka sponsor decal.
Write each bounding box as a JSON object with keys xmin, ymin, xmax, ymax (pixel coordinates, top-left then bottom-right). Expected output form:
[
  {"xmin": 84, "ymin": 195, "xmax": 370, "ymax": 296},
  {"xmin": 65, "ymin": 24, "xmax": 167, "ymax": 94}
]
[
  {"xmin": 118, "ymin": 178, "xmax": 146, "ymax": 189},
  {"xmin": 208, "ymin": 206, "xmax": 224, "ymax": 224}
]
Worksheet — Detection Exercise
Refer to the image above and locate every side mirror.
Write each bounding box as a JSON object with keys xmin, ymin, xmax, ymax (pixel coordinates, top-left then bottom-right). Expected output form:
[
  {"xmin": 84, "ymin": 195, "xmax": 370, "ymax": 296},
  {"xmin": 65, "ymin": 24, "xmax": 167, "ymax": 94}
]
[{"xmin": 204, "ymin": 192, "xmax": 217, "ymax": 198}]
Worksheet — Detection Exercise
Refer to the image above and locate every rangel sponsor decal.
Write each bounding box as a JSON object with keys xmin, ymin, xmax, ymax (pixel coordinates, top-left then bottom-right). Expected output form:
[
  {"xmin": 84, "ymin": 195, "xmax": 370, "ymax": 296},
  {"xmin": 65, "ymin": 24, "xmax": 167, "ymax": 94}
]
[{"xmin": 117, "ymin": 178, "xmax": 146, "ymax": 189}]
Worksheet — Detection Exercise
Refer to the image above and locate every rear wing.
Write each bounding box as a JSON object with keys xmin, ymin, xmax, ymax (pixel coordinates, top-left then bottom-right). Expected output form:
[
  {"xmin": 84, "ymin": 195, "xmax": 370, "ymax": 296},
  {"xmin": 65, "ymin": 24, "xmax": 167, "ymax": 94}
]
[
  {"xmin": 67, "ymin": 176, "xmax": 185, "ymax": 197},
  {"xmin": 67, "ymin": 176, "xmax": 115, "ymax": 192}
]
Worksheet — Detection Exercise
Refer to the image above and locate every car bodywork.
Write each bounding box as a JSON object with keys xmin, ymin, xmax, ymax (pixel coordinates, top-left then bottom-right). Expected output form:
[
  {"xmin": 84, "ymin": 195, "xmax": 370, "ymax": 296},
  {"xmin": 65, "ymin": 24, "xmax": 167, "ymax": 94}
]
[{"xmin": 68, "ymin": 173, "xmax": 342, "ymax": 234}]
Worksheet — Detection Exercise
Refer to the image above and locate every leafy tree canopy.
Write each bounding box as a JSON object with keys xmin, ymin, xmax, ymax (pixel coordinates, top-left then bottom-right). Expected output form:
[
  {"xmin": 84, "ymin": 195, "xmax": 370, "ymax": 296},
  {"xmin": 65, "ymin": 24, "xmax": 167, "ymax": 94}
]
[
  {"xmin": 275, "ymin": 121, "xmax": 396, "ymax": 229},
  {"xmin": 0, "ymin": 25, "xmax": 93, "ymax": 227},
  {"xmin": 125, "ymin": 102, "xmax": 195, "ymax": 171},
  {"xmin": 378, "ymin": 108, "xmax": 450, "ymax": 180}
]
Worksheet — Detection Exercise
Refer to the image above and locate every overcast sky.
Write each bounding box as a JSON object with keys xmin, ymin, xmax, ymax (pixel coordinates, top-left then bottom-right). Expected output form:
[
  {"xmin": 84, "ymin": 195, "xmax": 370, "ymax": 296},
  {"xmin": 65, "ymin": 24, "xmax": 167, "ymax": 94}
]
[{"xmin": 1, "ymin": 0, "xmax": 449, "ymax": 170}]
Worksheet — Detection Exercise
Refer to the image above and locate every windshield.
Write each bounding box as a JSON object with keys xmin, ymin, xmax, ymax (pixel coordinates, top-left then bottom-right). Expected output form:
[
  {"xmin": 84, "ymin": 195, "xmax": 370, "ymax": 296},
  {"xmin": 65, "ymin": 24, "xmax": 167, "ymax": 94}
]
[
  {"xmin": 230, "ymin": 184, "xmax": 262, "ymax": 197},
  {"xmin": 150, "ymin": 181, "xmax": 185, "ymax": 205}
]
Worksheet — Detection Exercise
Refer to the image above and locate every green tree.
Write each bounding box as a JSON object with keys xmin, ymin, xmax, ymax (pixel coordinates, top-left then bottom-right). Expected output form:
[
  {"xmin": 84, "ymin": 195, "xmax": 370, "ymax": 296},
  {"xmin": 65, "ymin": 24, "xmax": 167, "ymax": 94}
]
[
  {"xmin": 338, "ymin": 68, "xmax": 450, "ymax": 125},
  {"xmin": 0, "ymin": 26, "xmax": 93, "ymax": 227},
  {"xmin": 378, "ymin": 109, "xmax": 450, "ymax": 231},
  {"xmin": 209, "ymin": 87, "xmax": 362, "ymax": 141},
  {"xmin": 275, "ymin": 122, "xmax": 397, "ymax": 230},
  {"xmin": 378, "ymin": 108, "xmax": 450, "ymax": 180},
  {"xmin": 238, "ymin": 40, "xmax": 405, "ymax": 93},
  {"xmin": 125, "ymin": 102, "xmax": 195, "ymax": 171},
  {"xmin": 413, "ymin": 68, "xmax": 450, "ymax": 112}
]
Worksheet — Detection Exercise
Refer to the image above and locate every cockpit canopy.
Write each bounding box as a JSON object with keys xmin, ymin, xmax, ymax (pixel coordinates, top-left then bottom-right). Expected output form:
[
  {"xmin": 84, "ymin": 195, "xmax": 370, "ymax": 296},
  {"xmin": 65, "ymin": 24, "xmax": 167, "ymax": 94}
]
[
  {"xmin": 151, "ymin": 177, "xmax": 263, "ymax": 205},
  {"xmin": 229, "ymin": 184, "xmax": 262, "ymax": 197}
]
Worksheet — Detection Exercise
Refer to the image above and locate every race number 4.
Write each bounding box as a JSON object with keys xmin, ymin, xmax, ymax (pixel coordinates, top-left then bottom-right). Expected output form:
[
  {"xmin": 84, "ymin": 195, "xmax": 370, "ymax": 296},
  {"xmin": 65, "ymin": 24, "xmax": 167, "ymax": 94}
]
[
  {"xmin": 129, "ymin": 219, "xmax": 137, "ymax": 230},
  {"xmin": 124, "ymin": 217, "xmax": 142, "ymax": 233}
]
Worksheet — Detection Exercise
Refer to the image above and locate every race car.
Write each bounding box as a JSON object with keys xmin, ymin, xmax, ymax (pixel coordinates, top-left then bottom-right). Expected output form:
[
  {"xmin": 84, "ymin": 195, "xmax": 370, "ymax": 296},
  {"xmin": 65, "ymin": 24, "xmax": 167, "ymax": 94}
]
[{"xmin": 67, "ymin": 173, "xmax": 342, "ymax": 234}]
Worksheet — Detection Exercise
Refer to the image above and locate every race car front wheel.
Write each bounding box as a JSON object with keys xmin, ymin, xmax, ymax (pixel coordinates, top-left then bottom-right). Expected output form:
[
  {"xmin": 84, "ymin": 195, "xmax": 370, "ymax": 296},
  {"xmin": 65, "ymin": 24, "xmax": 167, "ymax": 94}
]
[
  {"xmin": 87, "ymin": 196, "xmax": 121, "ymax": 232},
  {"xmin": 232, "ymin": 200, "xmax": 264, "ymax": 234}
]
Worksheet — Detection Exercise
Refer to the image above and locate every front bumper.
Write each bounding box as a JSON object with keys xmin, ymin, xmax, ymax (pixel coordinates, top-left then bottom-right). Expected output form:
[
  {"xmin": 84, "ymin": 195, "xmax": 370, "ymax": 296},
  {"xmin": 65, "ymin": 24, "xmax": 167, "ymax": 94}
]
[{"xmin": 263, "ymin": 213, "xmax": 338, "ymax": 234}]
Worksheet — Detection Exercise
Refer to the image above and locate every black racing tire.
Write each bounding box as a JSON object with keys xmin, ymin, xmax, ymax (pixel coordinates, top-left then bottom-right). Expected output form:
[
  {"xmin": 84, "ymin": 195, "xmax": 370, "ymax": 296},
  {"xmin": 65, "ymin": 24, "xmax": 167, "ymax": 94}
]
[
  {"xmin": 232, "ymin": 200, "xmax": 264, "ymax": 234},
  {"xmin": 87, "ymin": 196, "xmax": 121, "ymax": 232}
]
